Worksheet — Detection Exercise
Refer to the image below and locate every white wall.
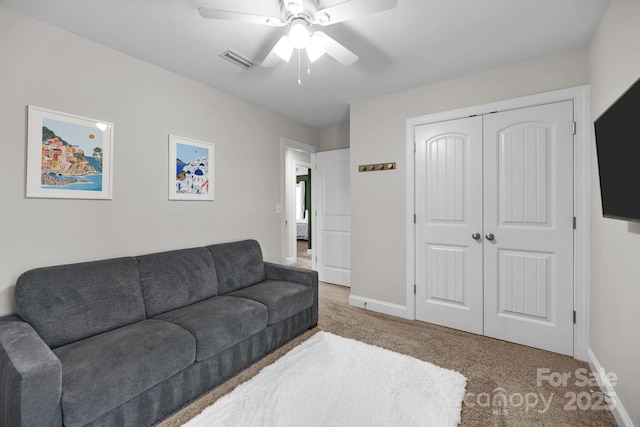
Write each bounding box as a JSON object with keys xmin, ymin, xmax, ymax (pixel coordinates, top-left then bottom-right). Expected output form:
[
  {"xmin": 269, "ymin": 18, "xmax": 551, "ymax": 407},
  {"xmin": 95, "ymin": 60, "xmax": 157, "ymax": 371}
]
[
  {"xmin": 588, "ymin": 0, "xmax": 640, "ymax": 424},
  {"xmin": 318, "ymin": 124, "xmax": 350, "ymax": 151},
  {"xmin": 0, "ymin": 7, "xmax": 319, "ymax": 315},
  {"xmin": 350, "ymin": 47, "xmax": 589, "ymax": 306}
]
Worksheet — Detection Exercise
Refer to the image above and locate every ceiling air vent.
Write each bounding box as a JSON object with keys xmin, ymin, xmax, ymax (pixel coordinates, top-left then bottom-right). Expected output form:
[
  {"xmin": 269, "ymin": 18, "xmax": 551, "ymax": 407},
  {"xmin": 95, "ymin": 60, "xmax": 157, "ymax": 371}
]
[{"xmin": 219, "ymin": 49, "xmax": 254, "ymax": 70}]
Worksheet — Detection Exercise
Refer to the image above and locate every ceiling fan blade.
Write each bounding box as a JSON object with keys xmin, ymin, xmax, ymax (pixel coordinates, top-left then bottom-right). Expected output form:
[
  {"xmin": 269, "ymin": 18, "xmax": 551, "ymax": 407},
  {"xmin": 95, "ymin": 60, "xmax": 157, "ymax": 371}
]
[
  {"xmin": 313, "ymin": 0, "xmax": 398, "ymax": 26},
  {"xmin": 314, "ymin": 31, "xmax": 358, "ymax": 66},
  {"xmin": 198, "ymin": 7, "xmax": 286, "ymax": 26},
  {"xmin": 261, "ymin": 50, "xmax": 282, "ymax": 68},
  {"xmin": 261, "ymin": 36, "xmax": 294, "ymax": 67}
]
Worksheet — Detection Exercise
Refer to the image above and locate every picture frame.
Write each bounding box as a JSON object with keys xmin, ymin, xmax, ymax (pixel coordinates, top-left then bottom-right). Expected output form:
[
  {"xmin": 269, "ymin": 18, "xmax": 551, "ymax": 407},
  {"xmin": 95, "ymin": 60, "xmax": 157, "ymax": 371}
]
[
  {"xmin": 26, "ymin": 106, "xmax": 114, "ymax": 199},
  {"xmin": 169, "ymin": 135, "xmax": 215, "ymax": 201}
]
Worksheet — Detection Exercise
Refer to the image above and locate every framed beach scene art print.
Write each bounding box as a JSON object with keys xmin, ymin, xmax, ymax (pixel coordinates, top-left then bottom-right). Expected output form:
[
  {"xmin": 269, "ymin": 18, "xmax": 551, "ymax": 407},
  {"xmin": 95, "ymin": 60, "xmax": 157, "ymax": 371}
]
[
  {"xmin": 169, "ymin": 135, "xmax": 214, "ymax": 201},
  {"xmin": 26, "ymin": 106, "xmax": 114, "ymax": 199}
]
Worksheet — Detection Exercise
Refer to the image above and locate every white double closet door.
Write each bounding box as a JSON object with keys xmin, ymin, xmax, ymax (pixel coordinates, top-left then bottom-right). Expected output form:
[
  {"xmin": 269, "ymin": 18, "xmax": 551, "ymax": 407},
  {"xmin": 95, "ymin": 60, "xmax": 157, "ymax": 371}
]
[{"xmin": 415, "ymin": 101, "xmax": 574, "ymax": 356}]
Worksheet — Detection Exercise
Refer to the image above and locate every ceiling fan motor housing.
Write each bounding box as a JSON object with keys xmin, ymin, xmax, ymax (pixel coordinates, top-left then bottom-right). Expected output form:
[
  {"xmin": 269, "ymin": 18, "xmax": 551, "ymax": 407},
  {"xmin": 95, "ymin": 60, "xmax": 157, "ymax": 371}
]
[{"xmin": 280, "ymin": 0, "xmax": 320, "ymax": 23}]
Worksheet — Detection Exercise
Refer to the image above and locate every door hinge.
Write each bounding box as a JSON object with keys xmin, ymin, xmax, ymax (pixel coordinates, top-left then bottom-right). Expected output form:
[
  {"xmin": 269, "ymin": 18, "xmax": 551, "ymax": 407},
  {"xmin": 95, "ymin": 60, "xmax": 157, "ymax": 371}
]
[
  {"xmin": 573, "ymin": 310, "xmax": 577, "ymax": 324},
  {"xmin": 572, "ymin": 121, "xmax": 577, "ymax": 135},
  {"xmin": 413, "ymin": 214, "xmax": 416, "ymax": 224},
  {"xmin": 573, "ymin": 216, "xmax": 577, "ymax": 230},
  {"xmin": 414, "ymin": 142, "xmax": 416, "ymax": 153},
  {"xmin": 414, "ymin": 284, "xmax": 416, "ymax": 295}
]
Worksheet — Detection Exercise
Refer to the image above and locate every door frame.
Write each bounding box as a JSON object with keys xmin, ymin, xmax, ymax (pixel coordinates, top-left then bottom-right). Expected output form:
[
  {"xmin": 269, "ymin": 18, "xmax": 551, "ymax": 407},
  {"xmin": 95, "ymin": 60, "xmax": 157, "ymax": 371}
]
[
  {"xmin": 405, "ymin": 85, "xmax": 590, "ymax": 359},
  {"xmin": 280, "ymin": 138, "xmax": 318, "ymax": 265}
]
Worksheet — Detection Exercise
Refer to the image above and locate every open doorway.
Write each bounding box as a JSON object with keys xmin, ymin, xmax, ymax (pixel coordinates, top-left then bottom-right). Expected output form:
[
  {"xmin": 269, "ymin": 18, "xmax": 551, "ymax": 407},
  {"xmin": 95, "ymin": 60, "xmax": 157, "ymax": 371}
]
[
  {"xmin": 293, "ymin": 164, "xmax": 312, "ymax": 269},
  {"xmin": 280, "ymin": 138, "xmax": 318, "ymax": 265}
]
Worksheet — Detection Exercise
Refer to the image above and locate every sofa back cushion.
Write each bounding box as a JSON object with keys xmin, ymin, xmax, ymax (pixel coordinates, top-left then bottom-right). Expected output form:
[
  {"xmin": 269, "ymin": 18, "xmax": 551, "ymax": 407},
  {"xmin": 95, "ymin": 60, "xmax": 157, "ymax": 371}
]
[
  {"xmin": 206, "ymin": 240, "xmax": 266, "ymax": 294},
  {"xmin": 137, "ymin": 247, "xmax": 218, "ymax": 317},
  {"xmin": 15, "ymin": 257, "xmax": 145, "ymax": 349}
]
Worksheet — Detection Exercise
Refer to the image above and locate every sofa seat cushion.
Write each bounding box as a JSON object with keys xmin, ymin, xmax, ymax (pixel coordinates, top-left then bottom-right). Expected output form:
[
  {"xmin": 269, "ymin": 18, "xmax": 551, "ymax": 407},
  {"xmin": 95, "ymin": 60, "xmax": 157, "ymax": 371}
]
[
  {"xmin": 228, "ymin": 280, "xmax": 314, "ymax": 325},
  {"xmin": 53, "ymin": 319, "xmax": 195, "ymax": 427},
  {"xmin": 153, "ymin": 295, "xmax": 268, "ymax": 361}
]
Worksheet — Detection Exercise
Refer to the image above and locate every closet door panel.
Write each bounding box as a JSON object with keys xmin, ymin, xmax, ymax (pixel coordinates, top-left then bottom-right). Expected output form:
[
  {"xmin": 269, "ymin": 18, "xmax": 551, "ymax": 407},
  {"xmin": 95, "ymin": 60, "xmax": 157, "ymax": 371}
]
[
  {"xmin": 415, "ymin": 116, "xmax": 484, "ymax": 335},
  {"xmin": 483, "ymin": 101, "xmax": 574, "ymax": 356}
]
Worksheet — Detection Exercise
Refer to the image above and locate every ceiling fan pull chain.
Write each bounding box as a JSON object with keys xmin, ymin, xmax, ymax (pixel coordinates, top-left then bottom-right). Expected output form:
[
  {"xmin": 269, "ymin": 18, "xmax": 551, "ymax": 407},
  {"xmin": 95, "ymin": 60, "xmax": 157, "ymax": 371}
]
[{"xmin": 298, "ymin": 49, "xmax": 302, "ymax": 85}]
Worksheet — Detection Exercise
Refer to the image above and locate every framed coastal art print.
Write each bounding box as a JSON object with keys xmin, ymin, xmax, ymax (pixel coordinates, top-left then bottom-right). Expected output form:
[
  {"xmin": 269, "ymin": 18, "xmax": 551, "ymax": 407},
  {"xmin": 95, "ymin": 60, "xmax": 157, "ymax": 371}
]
[
  {"xmin": 169, "ymin": 135, "xmax": 214, "ymax": 201},
  {"xmin": 26, "ymin": 106, "xmax": 114, "ymax": 199}
]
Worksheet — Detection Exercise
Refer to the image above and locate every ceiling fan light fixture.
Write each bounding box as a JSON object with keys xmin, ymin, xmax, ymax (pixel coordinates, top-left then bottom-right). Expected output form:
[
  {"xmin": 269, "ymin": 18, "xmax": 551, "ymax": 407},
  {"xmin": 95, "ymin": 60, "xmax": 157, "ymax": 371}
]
[
  {"xmin": 288, "ymin": 18, "xmax": 310, "ymax": 49},
  {"xmin": 273, "ymin": 35, "xmax": 294, "ymax": 62},
  {"xmin": 306, "ymin": 33, "xmax": 325, "ymax": 62}
]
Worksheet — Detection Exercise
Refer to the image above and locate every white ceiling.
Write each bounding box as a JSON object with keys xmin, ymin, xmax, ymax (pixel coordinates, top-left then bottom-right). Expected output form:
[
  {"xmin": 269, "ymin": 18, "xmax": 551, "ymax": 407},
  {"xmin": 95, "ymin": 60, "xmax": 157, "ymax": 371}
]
[{"xmin": 0, "ymin": 0, "xmax": 609, "ymax": 129}]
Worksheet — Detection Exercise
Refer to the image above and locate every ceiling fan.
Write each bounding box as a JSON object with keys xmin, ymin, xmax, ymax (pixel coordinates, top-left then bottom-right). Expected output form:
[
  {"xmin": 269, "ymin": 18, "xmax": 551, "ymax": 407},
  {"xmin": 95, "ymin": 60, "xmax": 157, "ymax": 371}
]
[{"xmin": 198, "ymin": 0, "xmax": 398, "ymax": 68}]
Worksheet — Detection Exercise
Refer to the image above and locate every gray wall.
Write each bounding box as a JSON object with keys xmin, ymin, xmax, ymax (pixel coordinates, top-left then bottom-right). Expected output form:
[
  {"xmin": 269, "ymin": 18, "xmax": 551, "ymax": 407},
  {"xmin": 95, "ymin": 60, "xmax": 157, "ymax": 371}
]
[
  {"xmin": 588, "ymin": 0, "xmax": 640, "ymax": 424},
  {"xmin": 0, "ymin": 7, "xmax": 319, "ymax": 315}
]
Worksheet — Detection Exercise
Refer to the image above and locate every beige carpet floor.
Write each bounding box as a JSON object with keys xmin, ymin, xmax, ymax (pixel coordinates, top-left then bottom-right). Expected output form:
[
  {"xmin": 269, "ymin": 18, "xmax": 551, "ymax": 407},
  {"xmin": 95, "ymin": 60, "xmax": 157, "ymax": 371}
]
[
  {"xmin": 293, "ymin": 240, "xmax": 312, "ymax": 269},
  {"xmin": 158, "ymin": 281, "xmax": 616, "ymax": 427}
]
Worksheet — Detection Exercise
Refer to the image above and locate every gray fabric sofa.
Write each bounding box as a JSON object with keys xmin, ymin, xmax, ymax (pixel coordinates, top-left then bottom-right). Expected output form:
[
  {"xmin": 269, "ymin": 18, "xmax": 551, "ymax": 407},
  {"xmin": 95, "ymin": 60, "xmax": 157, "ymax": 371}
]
[{"xmin": 0, "ymin": 239, "xmax": 318, "ymax": 427}]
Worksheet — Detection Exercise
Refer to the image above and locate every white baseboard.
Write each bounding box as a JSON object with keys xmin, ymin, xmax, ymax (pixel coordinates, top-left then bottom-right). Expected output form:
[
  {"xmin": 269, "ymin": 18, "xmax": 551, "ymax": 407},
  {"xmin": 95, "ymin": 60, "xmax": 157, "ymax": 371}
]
[
  {"xmin": 348, "ymin": 294, "xmax": 409, "ymax": 319},
  {"xmin": 586, "ymin": 347, "xmax": 635, "ymax": 427},
  {"xmin": 285, "ymin": 256, "xmax": 296, "ymax": 265}
]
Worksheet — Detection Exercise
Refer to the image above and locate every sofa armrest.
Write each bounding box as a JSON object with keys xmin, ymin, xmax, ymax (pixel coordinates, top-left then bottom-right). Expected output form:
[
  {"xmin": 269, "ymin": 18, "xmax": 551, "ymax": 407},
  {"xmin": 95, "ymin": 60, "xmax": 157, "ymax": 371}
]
[
  {"xmin": 264, "ymin": 262, "xmax": 318, "ymax": 287},
  {"xmin": 264, "ymin": 263, "xmax": 318, "ymax": 326},
  {"xmin": 0, "ymin": 318, "xmax": 62, "ymax": 427}
]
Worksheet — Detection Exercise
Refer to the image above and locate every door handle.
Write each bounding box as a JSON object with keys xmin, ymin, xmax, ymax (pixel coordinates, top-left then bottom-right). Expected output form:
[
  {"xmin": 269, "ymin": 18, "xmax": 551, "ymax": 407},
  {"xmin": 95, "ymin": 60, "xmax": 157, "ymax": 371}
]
[
  {"xmin": 472, "ymin": 233, "xmax": 481, "ymax": 240},
  {"xmin": 485, "ymin": 233, "xmax": 495, "ymax": 241}
]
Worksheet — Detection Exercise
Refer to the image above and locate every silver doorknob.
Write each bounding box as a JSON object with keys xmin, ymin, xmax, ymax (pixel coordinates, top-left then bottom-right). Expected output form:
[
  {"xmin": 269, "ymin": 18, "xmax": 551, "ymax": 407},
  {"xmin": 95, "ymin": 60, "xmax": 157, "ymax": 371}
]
[
  {"xmin": 472, "ymin": 233, "xmax": 481, "ymax": 240},
  {"xmin": 485, "ymin": 233, "xmax": 495, "ymax": 241}
]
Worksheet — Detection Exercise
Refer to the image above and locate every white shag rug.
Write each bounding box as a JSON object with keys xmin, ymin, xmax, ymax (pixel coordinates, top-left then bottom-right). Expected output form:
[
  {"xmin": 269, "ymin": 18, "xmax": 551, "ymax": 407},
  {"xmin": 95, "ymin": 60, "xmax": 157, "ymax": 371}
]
[{"xmin": 183, "ymin": 332, "xmax": 467, "ymax": 427}]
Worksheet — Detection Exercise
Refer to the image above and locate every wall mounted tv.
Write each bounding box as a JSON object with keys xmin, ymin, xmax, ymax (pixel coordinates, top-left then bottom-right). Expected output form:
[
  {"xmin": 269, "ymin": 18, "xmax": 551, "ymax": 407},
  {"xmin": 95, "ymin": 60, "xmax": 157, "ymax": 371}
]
[{"xmin": 594, "ymin": 76, "xmax": 640, "ymax": 222}]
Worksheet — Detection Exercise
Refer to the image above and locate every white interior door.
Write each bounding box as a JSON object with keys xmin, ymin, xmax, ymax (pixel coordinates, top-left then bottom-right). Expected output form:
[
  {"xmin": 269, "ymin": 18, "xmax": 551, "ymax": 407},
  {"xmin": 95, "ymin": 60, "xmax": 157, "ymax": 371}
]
[
  {"xmin": 483, "ymin": 101, "xmax": 574, "ymax": 356},
  {"xmin": 414, "ymin": 101, "xmax": 574, "ymax": 356},
  {"xmin": 314, "ymin": 149, "xmax": 351, "ymax": 286},
  {"xmin": 415, "ymin": 116, "xmax": 484, "ymax": 334}
]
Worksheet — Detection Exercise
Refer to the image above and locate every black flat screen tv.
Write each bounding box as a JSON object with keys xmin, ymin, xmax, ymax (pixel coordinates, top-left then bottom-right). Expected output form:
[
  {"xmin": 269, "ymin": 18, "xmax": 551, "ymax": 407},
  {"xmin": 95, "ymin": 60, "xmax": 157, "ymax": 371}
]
[{"xmin": 594, "ymin": 76, "xmax": 640, "ymax": 222}]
